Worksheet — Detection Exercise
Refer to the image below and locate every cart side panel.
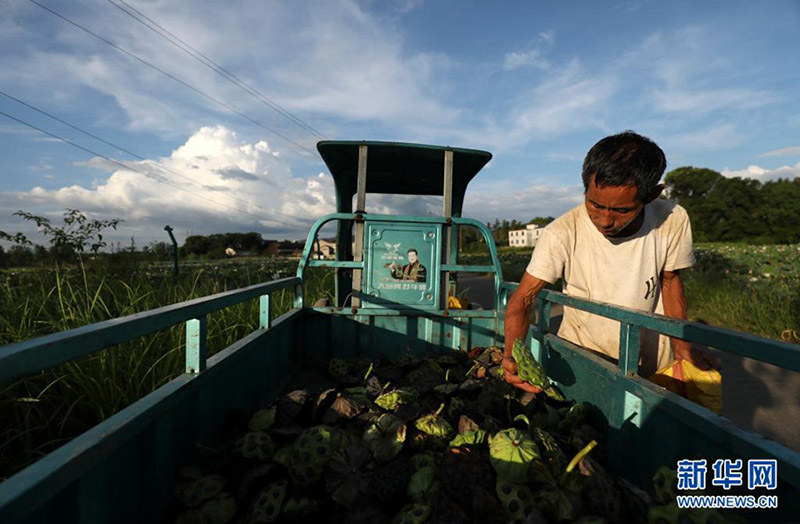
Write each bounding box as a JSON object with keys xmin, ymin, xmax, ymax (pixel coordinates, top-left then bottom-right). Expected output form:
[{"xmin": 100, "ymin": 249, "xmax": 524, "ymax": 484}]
[
  {"xmin": 538, "ymin": 329, "xmax": 800, "ymax": 522},
  {"xmin": 1, "ymin": 309, "xmax": 305, "ymax": 524},
  {"xmin": 302, "ymin": 311, "xmax": 500, "ymax": 366}
]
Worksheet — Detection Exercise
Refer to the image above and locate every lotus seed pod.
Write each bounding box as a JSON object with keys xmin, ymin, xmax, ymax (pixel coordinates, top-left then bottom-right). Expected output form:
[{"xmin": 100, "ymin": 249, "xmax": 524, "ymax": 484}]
[
  {"xmin": 495, "ymin": 478, "xmax": 536, "ymax": 522},
  {"xmin": 652, "ymin": 466, "xmax": 678, "ymax": 504},
  {"xmin": 392, "ymin": 503, "xmax": 431, "ymax": 524},
  {"xmin": 328, "ymin": 358, "xmax": 351, "ymax": 380},
  {"xmin": 236, "ymin": 432, "xmax": 275, "ymax": 460},
  {"xmin": 271, "ymin": 445, "xmax": 293, "ymax": 468},
  {"xmin": 176, "ymin": 474, "xmax": 227, "ymax": 508},
  {"xmin": 511, "ymin": 339, "xmax": 550, "ymax": 389},
  {"xmin": 288, "ymin": 425, "xmax": 335, "ymax": 486},
  {"xmin": 249, "ymin": 479, "xmax": 288, "ymax": 523},
  {"xmin": 248, "ymin": 407, "xmax": 277, "ymax": 432},
  {"xmin": 647, "ymin": 504, "xmax": 681, "ymax": 524}
]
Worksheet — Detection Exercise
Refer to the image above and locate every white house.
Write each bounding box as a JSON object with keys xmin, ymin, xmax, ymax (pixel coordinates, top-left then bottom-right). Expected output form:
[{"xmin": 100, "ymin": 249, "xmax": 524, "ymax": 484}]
[{"xmin": 509, "ymin": 223, "xmax": 542, "ymax": 248}]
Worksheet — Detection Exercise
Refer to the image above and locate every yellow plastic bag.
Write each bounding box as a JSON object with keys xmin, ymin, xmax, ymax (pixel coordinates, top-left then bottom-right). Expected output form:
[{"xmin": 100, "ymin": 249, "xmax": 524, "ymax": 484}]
[
  {"xmin": 448, "ymin": 295, "xmax": 470, "ymax": 310},
  {"xmin": 649, "ymin": 359, "xmax": 722, "ymax": 414}
]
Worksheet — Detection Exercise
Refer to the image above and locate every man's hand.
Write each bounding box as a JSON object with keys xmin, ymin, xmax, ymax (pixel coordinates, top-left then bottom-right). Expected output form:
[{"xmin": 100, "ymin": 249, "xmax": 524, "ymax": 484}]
[
  {"xmin": 672, "ymin": 341, "xmax": 720, "ymax": 371},
  {"xmin": 502, "ymin": 356, "xmax": 543, "ymax": 394}
]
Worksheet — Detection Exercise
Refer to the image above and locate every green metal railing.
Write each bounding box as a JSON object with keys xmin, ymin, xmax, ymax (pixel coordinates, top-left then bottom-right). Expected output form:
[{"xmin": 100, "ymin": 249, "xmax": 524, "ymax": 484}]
[
  {"xmin": 0, "ymin": 277, "xmax": 304, "ymax": 384},
  {"xmin": 296, "ymin": 212, "xmax": 504, "ymax": 311}
]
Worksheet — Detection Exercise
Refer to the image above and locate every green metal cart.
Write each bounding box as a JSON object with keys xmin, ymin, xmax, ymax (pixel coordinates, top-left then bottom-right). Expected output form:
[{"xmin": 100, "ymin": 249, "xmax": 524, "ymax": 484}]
[{"xmin": 1, "ymin": 141, "xmax": 799, "ymax": 523}]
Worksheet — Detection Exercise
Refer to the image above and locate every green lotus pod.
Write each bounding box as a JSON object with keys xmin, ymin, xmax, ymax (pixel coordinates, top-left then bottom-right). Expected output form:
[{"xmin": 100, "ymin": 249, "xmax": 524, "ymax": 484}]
[
  {"xmin": 176, "ymin": 474, "xmax": 227, "ymax": 508},
  {"xmin": 544, "ymin": 385, "xmax": 566, "ymax": 401},
  {"xmin": 288, "ymin": 425, "xmax": 335, "ymax": 486},
  {"xmin": 248, "ymin": 407, "xmax": 277, "ymax": 432},
  {"xmin": 363, "ymin": 413, "xmax": 407, "ymax": 462},
  {"xmin": 489, "ymin": 428, "xmax": 540, "ymax": 483},
  {"xmin": 271, "ymin": 445, "xmax": 292, "ymax": 468},
  {"xmin": 410, "ymin": 452, "xmax": 435, "ymax": 471},
  {"xmin": 236, "ymin": 432, "xmax": 275, "ymax": 460},
  {"xmin": 249, "ymin": 479, "xmax": 288, "ymax": 523},
  {"xmin": 392, "ymin": 503, "xmax": 431, "ymax": 524},
  {"xmin": 652, "ymin": 466, "xmax": 678, "ymax": 504},
  {"xmin": 683, "ymin": 509, "xmax": 726, "ymax": 524},
  {"xmin": 175, "ymin": 492, "xmax": 237, "ymax": 524},
  {"xmin": 574, "ymin": 517, "xmax": 608, "ymax": 524},
  {"xmin": 328, "ymin": 357, "xmax": 351, "ymax": 380},
  {"xmin": 511, "ymin": 339, "xmax": 550, "ymax": 389},
  {"xmin": 448, "ymin": 429, "xmax": 487, "ymax": 448},
  {"xmin": 407, "ymin": 465, "xmax": 437, "ymax": 501},
  {"xmin": 282, "ymin": 497, "xmax": 323, "ymax": 519},
  {"xmin": 495, "ymin": 478, "xmax": 536, "ymax": 522},
  {"xmin": 647, "ymin": 504, "xmax": 681, "ymax": 524},
  {"xmin": 414, "ymin": 404, "xmax": 454, "ymax": 438},
  {"xmin": 375, "ymin": 388, "xmax": 419, "ymax": 410}
]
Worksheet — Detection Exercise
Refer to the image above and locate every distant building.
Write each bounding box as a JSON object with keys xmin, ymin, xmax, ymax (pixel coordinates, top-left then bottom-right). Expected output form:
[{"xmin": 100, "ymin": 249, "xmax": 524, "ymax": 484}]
[
  {"xmin": 311, "ymin": 238, "xmax": 337, "ymax": 260},
  {"xmin": 509, "ymin": 223, "xmax": 542, "ymax": 248}
]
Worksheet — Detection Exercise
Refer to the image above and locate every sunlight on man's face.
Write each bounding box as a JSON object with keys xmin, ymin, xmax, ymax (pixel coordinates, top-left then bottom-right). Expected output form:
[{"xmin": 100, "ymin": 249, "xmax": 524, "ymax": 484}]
[
  {"xmin": 584, "ymin": 175, "xmax": 644, "ymax": 237},
  {"xmin": 407, "ymin": 251, "xmax": 418, "ymax": 264}
]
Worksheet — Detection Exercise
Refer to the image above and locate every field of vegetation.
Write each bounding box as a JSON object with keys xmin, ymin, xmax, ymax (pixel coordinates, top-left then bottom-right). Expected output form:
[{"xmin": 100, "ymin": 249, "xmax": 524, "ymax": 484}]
[
  {"xmin": 1, "ymin": 242, "xmax": 798, "ymax": 480},
  {"xmin": 0, "ymin": 258, "xmax": 334, "ymax": 480}
]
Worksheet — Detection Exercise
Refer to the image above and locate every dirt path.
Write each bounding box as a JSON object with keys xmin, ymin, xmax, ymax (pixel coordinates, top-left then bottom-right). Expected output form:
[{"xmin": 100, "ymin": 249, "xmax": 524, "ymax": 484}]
[{"xmin": 457, "ymin": 274, "xmax": 800, "ymax": 452}]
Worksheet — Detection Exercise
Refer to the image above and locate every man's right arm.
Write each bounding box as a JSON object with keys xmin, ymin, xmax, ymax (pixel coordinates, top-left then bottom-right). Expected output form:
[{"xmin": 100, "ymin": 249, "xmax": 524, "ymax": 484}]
[{"xmin": 502, "ymin": 271, "xmax": 550, "ymax": 393}]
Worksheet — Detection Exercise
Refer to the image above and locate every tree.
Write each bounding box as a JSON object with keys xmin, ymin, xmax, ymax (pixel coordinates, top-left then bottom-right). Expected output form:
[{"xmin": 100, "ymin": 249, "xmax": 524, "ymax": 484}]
[{"xmin": 0, "ymin": 209, "xmax": 121, "ymax": 262}]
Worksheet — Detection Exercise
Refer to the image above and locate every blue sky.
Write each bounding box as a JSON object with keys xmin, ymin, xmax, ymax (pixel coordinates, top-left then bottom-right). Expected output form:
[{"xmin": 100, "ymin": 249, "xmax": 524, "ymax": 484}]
[{"xmin": 1, "ymin": 0, "xmax": 799, "ymax": 245}]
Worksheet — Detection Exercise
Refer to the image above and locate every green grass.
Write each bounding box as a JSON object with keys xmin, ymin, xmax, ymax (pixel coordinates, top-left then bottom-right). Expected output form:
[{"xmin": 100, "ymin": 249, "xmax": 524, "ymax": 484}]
[{"xmin": 0, "ymin": 259, "xmax": 334, "ymax": 480}]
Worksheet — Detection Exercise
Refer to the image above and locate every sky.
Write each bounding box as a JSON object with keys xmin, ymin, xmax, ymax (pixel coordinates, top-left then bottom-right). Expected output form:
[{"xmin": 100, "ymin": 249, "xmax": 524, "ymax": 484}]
[{"xmin": 1, "ymin": 0, "xmax": 799, "ymax": 247}]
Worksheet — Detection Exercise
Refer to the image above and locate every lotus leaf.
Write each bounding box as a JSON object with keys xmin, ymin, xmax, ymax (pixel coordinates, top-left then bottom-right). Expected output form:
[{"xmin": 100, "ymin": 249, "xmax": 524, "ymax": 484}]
[
  {"xmin": 328, "ymin": 357, "xmax": 351, "ymax": 381},
  {"xmin": 375, "ymin": 388, "xmax": 419, "ymax": 410},
  {"xmin": 414, "ymin": 404, "xmax": 454, "ymax": 438},
  {"xmin": 489, "ymin": 428, "xmax": 539, "ymax": 483},
  {"xmin": 363, "ymin": 413, "xmax": 407, "ymax": 462},
  {"xmin": 276, "ymin": 389, "xmax": 307, "ymax": 426},
  {"xmin": 325, "ymin": 444, "xmax": 372, "ymax": 507},
  {"xmin": 249, "ymin": 479, "xmax": 287, "ymax": 523},
  {"xmin": 176, "ymin": 474, "xmax": 227, "ymax": 508},
  {"xmin": 322, "ymin": 393, "xmax": 364, "ymax": 424},
  {"xmin": 407, "ymin": 465, "xmax": 437, "ymax": 501},
  {"xmin": 533, "ymin": 488, "xmax": 579, "ymax": 523},
  {"xmin": 449, "ymin": 429, "xmax": 487, "ymax": 448}
]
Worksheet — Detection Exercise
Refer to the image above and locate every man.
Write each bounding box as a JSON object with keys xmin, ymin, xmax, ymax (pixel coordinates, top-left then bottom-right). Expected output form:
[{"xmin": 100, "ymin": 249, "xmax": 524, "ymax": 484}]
[
  {"xmin": 390, "ymin": 248, "xmax": 427, "ymax": 282},
  {"xmin": 503, "ymin": 131, "xmax": 718, "ymax": 394}
]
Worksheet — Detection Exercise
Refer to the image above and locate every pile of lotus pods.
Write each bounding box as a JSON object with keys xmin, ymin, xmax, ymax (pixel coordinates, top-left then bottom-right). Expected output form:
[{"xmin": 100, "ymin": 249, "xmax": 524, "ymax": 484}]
[{"xmin": 169, "ymin": 342, "xmax": 744, "ymax": 524}]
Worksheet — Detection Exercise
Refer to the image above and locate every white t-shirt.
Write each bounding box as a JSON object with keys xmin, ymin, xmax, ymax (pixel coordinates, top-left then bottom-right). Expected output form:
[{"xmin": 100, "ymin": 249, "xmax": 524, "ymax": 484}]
[{"xmin": 525, "ymin": 199, "xmax": 695, "ymax": 376}]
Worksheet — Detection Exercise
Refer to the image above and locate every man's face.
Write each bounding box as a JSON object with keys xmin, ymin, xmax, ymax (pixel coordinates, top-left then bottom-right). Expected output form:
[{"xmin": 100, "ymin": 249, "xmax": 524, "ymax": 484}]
[
  {"xmin": 408, "ymin": 251, "xmax": 418, "ymax": 264},
  {"xmin": 584, "ymin": 175, "xmax": 644, "ymax": 237}
]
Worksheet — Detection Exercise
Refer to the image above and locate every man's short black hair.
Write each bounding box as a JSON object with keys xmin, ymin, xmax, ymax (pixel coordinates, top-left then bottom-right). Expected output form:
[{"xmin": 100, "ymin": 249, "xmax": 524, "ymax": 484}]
[
  {"xmin": 407, "ymin": 248, "xmax": 418, "ymax": 255},
  {"xmin": 582, "ymin": 131, "xmax": 666, "ymax": 201}
]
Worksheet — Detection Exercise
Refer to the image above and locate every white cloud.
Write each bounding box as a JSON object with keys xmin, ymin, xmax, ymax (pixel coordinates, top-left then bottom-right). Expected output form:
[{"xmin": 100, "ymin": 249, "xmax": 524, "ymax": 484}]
[
  {"xmin": 503, "ymin": 49, "xmax": 549, "ymax": 71},
  {"xmin": 760, "ymin": 146, "xmax": 800, "ymax": 158},
  {"xmin": 662, "ymin": 123, "xmax": 742, "ymax": 151},
  {"xmin": 721, "ymin": 162, "xmax": 800, "ymax": 182},
  {"xmin": 464, "ymin": 183, "xmax": 583, "ymax": 223}
]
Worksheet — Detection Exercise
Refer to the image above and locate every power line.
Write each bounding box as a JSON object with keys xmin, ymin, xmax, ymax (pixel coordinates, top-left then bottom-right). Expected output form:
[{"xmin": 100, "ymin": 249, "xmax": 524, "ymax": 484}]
[
  {"xmin": 0, "ymin": 89, "xmax": 280, "ymax": 217},
  {"xmin": 26, "ymin": 0, "xmax": 316, "ymax": 157},
  {"xmin": 0, "ymin": 109, "xmax": 280, "ymax": 223},
  {"xmin": 107, "ymin": 0, "xmax": 326, "ymax": 140}
]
